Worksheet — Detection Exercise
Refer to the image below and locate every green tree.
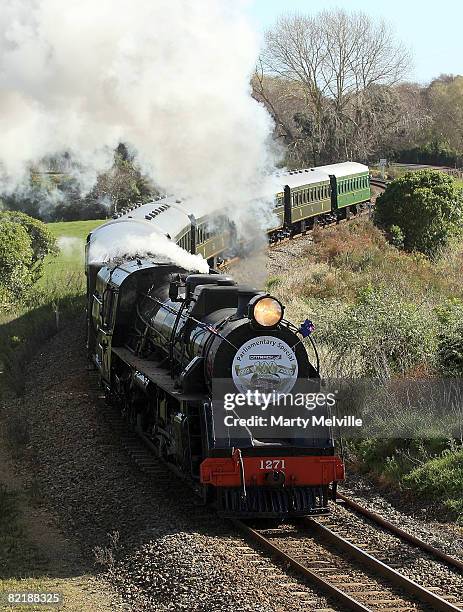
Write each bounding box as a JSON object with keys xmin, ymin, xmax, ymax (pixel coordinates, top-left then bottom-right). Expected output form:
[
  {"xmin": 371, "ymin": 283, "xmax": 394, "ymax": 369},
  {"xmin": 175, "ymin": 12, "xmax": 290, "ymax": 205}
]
[
  {"xmin": 89, "ymin": 145, "xmax": 154, "ymax": 215},
  {"xmin": 427, "ymin": 75, "xmax": 463, "ymax": 153},
  {"xmin": 0, "ymin": 219, "xmax": 34, "ymax": 307},
  {"xmin": 375, "ymin": 170, "xmax": 463, "ymax": 258},
  {"xmin": 0, "ymin": 211, "xmax": 58, "ymax": 282}
]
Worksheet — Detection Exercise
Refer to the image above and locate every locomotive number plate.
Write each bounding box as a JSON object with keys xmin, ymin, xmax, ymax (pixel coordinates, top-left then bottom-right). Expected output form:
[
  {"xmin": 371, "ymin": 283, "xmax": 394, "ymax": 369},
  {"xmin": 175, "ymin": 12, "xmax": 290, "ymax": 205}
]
[{"xmin": 259, "ymin": 459, "xmax": 286, "ymax": 470}]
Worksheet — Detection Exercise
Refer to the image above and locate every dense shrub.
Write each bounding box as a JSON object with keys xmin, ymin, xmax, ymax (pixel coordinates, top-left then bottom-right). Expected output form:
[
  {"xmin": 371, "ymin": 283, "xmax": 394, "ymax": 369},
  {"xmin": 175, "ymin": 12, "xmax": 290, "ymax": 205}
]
[
  {"xmin": 314, "ymin": 289, "xmax": 436, "ymax": 377},
  {"xmin": 0, "ymin": 220, "xmax": 34, "ymax": 305},
  {"xmin": 0, "ymin": 212, "xmax": 58, "ymax": 307},
  {"xmin": 0, "ymin": 211, "xmax": 58, "ymax": 279},
  {"xmin": 397, "ymin": 141, "xmax": 463, "ymax": 168},
  {"xmin": 375, "ymin": 170, "xmax": 463, "ymax": 258}
]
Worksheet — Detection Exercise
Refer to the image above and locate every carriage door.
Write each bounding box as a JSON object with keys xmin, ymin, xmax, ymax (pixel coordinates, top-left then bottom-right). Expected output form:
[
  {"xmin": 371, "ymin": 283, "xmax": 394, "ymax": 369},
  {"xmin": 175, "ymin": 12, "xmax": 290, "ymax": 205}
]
[{"xmin": 329, "ymin": 174, "xmax": 338, "ymax": 211}]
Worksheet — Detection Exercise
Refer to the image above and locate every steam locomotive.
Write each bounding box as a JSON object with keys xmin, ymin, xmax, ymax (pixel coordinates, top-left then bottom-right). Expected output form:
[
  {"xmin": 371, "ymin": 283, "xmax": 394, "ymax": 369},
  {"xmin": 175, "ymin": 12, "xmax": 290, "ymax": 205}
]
[{"xmin": 86, "ymin": 236, "xmax": 344, "ymax": 517}]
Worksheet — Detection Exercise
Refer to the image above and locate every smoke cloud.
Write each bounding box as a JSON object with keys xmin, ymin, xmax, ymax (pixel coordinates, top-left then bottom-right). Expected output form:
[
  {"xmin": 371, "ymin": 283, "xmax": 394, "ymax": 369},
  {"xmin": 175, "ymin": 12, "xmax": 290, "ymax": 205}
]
[
  {"xmin": 88, "ymin": 222, "xmax": 209, "ymax": 273},
  {"xmin": 1, "ymin": 0, "xmax": 279, "ymax": 268}
]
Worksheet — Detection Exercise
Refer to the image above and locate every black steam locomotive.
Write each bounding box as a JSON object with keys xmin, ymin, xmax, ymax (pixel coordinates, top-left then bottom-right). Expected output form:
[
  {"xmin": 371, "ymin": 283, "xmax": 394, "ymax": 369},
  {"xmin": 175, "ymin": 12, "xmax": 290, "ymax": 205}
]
[{"xmin": 85, "ymin": 232, "xmax": 344, "ymax": 517}]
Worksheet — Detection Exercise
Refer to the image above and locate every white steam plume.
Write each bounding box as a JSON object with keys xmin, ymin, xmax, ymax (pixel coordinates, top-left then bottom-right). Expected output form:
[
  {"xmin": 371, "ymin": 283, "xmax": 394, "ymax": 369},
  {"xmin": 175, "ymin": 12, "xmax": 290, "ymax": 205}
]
[
  {"xmin": 88, "ymin": 223, "xmax": 209, "ymax": 273},
  {"xmin": 0, "ymin": 1, "xmax": 278, "ymax": 247}
]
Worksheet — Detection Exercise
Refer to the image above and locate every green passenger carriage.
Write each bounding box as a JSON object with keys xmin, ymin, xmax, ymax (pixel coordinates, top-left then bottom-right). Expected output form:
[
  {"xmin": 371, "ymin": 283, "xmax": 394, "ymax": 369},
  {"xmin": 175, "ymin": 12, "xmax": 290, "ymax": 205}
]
[{"xmin": 102, "ymin": 162, "xmax": 371, "ymax": 267}]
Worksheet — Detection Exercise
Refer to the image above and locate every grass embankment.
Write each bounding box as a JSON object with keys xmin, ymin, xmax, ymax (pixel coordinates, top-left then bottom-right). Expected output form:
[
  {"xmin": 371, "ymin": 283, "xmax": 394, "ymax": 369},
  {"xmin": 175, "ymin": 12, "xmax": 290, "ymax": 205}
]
[
  {"xmin": 0, "ymin": 219, "xmax": 104, "ymax": 396},
  {"xmin": 269, "ymin": 217, "xmax": 463, "ymax": 520}
]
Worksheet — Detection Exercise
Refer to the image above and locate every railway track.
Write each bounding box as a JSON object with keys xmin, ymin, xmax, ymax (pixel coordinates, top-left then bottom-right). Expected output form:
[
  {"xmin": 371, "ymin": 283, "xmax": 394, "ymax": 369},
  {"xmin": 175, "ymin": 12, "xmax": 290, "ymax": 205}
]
[
  {"xmin": 336, "ymin": 492, "xmax": 463, "ymax": 574},
  {"xmin": 370, "ymin": 178, "xmax": 388, "ymax": 190},
  {"xmin": 233, "ymin": 514, "xmax": 463, "ymax": 612}
]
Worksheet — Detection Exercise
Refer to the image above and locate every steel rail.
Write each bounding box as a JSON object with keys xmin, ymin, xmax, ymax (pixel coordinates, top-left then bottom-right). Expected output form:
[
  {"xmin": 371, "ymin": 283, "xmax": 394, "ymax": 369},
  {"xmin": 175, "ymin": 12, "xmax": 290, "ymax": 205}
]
[
  {"xmin": 231, "ymin": 518, "xmax": 371, "ymax": 612},
  {"xmin": 336, "ymin": 492, "xmax": 463, "ymax": 573},
  {"xmin": 233, "ymin": 516, "xmax": 462, "ymax": 612},
  {"xmin": 304, "ymin": 517, "xmax": 462, "ymax": 612}
]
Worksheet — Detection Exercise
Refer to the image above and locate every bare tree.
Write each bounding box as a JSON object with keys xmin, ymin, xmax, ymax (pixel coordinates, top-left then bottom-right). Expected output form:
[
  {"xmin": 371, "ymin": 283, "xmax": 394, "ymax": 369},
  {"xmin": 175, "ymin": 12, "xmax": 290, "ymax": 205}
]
[{"xmin": 257, "ymin": 9, "xmax": 412, "ymax": 164}]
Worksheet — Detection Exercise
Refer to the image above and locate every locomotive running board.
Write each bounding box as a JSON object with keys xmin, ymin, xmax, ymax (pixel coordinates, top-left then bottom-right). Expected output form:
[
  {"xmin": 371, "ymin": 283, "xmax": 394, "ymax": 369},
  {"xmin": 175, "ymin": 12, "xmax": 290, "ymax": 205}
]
[{"xmin": 112, "ymin": 346, "xmax": 204, "ymax": 401}]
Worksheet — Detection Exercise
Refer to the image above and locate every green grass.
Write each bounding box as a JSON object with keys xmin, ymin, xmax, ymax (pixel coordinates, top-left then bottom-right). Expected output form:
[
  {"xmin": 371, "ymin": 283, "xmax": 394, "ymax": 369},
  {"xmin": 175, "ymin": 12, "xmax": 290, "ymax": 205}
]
[
  {"xmin": 40, "ymin": 219, "xmax": 105, "ymax": 286},
  {"xmin": 403, "ymin": 449, "xmax": 463, "ymax": 521},
  {"xmin": 46, "ymin": 219, "xmax": 104, "ymax": 240}
]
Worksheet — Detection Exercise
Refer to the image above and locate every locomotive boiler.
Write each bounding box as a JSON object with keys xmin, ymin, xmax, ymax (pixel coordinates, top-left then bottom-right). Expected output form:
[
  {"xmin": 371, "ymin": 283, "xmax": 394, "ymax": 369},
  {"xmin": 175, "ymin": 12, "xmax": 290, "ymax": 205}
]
[{"xmin": 86, "ymin": 225, "xmax": 344, "ymax": 517}]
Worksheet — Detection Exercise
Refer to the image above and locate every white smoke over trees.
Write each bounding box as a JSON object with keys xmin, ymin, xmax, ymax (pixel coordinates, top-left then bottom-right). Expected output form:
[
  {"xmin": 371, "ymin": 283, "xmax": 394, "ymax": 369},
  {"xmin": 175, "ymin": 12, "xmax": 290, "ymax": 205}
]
[{"xmin": 0, "ymin": 0, "xmax": 278, "ymax": 224}]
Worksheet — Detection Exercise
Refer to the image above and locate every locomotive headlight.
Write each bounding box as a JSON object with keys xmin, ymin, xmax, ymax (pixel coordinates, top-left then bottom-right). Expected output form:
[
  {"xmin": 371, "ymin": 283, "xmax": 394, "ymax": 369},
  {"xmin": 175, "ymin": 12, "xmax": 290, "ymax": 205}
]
[{"xmin": 249, "ymin": 296, "xmax": 284, "ymax": 328}]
